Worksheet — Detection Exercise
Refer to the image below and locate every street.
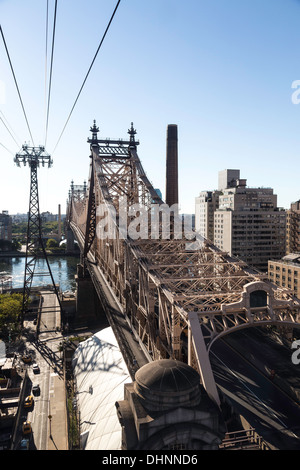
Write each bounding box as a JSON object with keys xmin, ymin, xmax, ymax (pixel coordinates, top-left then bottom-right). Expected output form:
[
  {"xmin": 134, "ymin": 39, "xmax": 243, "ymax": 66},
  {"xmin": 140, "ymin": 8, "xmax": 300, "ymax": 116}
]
[{"xmin": 16, "ymin": 290, "xmax": 67, "ymax": 450}]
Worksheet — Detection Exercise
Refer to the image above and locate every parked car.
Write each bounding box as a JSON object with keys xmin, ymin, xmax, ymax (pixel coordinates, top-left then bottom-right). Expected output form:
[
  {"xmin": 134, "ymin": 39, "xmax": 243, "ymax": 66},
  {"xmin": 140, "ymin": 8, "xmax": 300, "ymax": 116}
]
[
  {"xmin": 22, "ymin": 421, "xmax": 32, "ymax": 435},
  {"xmin": 24, "ymin": 395, "xmax": 33, "ymax": 408},
  {"xmin": 19, "ymin": 439, "xmax": 29, "ymax": 450},
  {"xmin": 32, "ymin": 384, "xmax": 40, "ymax": 396},
  {"xmin": 22, "ymin": 355, "xmax": 32, "ymax": 363},
  {"xmin": 32, "ymin": 363, "xmax": 40, "ymax": 374}
]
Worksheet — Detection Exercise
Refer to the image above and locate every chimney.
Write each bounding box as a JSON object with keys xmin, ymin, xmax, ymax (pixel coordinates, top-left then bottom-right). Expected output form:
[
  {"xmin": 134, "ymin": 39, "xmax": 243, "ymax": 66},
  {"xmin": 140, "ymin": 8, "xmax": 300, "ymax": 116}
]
[
  {"xmin": 58, "ymin": 204, "xmax": 61, "ymax": 241},
  {"xmin": 165, "ymin": 124, "xmax": 178, "ymax": 207}
]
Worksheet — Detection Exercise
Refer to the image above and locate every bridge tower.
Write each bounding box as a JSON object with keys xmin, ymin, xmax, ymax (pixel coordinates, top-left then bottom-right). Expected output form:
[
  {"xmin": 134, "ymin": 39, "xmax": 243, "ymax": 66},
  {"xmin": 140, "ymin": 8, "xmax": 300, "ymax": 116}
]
[{"xmin": 14, "ymin": 145, "xmax": 62, "ymax": 325}]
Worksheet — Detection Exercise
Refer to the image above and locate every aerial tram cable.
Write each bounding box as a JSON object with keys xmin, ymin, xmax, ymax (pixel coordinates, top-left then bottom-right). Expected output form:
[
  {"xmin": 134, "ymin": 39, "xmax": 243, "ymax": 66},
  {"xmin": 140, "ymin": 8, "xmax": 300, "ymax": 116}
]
[
  {"xmin": 0, "ymin": 25, "xmax": 35, "ymax": 146},
  {"xmin": 0, "ymin": 142, "xmax": 14, "ymax": 155},
  {"xmin": 0, "ymin": 110, "xmax": 21, "ymax": 148},
  {"xmin": 44, "ymin": 0, "xmax": 58, "ymax": 148},
  {"xmin": 44, "ymin": 0, "xmax": 49, "ymax": 139},
  {"xmin": 52, "ymin": 0, "xmax": 121, "ymax": 154}
]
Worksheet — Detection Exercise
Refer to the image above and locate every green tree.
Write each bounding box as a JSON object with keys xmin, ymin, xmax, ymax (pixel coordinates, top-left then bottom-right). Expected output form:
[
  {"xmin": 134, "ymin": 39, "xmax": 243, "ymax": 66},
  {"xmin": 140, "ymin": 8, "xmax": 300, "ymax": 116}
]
[
  {"xmin": 46, "ymin": 238, "xmax": 59, "ymax": 249},
  {"xmin": 0, "ymin": 293, "xmax": 23, "ymax": 338},
  {"xmin": 11, "ymin": 239, "xmax": 22, "ymax": 251},
  {"xmin": 11, "ymin": 222, "xmax": 28, "ymax": 235}
]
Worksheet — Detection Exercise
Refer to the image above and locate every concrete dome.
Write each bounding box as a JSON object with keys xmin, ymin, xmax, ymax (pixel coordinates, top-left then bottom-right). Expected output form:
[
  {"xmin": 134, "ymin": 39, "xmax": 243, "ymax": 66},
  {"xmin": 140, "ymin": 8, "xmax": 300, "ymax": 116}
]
[{"xmin": 134, "ymin": 359, "xmax": 201, "ymax": 412}]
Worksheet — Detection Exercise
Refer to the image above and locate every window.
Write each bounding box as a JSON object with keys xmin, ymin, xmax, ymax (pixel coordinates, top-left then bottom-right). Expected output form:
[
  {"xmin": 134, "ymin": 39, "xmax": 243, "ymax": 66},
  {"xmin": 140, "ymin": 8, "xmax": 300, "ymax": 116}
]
[{"xmin": 250, "ymin": 290, "xmax": 268, "ymax": 308}]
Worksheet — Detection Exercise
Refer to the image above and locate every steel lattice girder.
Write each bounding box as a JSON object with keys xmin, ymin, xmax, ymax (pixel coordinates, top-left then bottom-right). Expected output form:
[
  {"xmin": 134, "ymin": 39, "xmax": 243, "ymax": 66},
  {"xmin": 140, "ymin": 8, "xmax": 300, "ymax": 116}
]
[
  {"xmin": 15, "ymin": 145, "xmax": 61, "ymax": 323},
  {"xmin": 68, "ymin": 125, "xmax": 300, "ymax": 406}
]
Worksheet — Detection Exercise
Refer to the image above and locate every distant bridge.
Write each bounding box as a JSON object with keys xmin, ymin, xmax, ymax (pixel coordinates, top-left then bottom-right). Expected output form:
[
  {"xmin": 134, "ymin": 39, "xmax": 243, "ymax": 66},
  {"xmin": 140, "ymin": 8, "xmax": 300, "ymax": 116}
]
[{"xmin": 66, "ymin": 121, "xmax": 300, "ymax": 406}]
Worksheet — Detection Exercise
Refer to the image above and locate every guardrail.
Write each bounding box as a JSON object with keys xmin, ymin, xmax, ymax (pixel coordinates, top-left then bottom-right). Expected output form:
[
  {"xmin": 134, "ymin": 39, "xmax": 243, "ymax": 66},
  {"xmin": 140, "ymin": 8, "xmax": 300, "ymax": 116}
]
[{"xmin": 219, "ymin": 428, "xmax": 270, "ymax": 450}]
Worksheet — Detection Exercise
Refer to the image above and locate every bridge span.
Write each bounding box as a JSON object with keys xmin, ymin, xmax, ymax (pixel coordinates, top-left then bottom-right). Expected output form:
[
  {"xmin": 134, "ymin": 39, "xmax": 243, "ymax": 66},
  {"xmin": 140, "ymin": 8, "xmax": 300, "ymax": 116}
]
[{"xmin": 66, "ymin": 121, "xmax": 300, "ymax": 408}]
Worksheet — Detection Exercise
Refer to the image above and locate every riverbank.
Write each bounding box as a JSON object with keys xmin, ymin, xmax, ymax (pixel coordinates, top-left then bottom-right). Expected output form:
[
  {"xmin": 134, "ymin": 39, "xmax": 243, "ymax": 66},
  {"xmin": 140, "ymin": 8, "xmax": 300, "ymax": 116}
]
[
  {"xmin": 0, "ymin": 251, "xmax": 79, "ymax": 258},
  {"xmin": 0, "ymin": 254, "xmax": 80, "ymax": 293}
]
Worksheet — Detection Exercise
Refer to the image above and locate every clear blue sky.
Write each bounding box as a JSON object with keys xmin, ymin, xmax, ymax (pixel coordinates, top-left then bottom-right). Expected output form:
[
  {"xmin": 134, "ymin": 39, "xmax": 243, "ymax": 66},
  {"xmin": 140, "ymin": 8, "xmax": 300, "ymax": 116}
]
[{"xmin": 1, "ymin": 0, "xmax": 300, "ymax": 215}]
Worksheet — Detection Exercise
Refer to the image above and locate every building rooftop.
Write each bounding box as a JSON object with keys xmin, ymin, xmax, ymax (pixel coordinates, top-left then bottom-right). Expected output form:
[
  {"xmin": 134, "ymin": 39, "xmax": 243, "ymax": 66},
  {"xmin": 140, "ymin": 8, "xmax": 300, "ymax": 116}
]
[
  {"xmin": 281, "ymin": 254, "xmax": 300, "ymax": 265},
  {"xmin": 134, "ymin": 359, "xmax": 202, "ymax": 412},
  {"xmin": 72, "ymin": 327, "xmax": 131, "ymax": 450}
]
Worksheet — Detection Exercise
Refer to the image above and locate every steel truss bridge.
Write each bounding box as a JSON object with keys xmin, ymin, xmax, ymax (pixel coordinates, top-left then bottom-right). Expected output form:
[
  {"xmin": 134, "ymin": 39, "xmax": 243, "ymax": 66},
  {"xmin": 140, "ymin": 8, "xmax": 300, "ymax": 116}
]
[{"xmin": 66, "ymin": 121, "xmax": 300, "ymax": 406}]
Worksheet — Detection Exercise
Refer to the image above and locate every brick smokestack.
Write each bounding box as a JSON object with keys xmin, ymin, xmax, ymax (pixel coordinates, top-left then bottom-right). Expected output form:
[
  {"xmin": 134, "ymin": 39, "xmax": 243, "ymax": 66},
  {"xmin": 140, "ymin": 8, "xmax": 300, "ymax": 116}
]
[
  {"xmin": 58, "ymin": 204, "xmax": 61, "ymax": 241},
  {"xmin": 165, "ymin": 124, "xmax": 178, "ymax": 207}
]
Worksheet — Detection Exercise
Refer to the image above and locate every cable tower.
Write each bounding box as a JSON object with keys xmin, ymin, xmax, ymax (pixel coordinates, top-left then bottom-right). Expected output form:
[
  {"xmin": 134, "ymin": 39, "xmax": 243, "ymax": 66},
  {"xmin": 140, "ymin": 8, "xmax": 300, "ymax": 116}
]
[{"xmin": 14, "ymin": 145, "xmax": 62, "ymax": 325}]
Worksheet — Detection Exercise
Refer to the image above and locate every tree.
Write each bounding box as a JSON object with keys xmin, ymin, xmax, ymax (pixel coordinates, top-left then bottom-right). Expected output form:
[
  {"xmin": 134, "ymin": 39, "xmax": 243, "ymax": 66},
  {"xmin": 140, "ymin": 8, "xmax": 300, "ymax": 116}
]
[
  {"xmin": 46, "ymin": 238, "xmax": 59, "ymax": 249},
  {"xmin": 0, "ymin": 293, "xmax": 23, "ymax": 339},
  {"xmin": 0, "ymin": 240, "xmax": 22, "ymax": 252},
  {"xmin": 11, "ymin": 239, "xmax": 22, "ymax": 251}
]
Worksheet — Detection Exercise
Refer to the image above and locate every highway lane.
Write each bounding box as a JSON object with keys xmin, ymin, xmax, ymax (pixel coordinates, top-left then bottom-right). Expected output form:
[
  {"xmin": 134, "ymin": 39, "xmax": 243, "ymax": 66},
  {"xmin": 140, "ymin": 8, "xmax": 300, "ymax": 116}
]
[
  {"xmin": 26, "ymin": 355, "xmax": 50, "ymax": 450},
  {"xmin": 211, "ymin": 338, "xmax": 300, "ymax": 450}
]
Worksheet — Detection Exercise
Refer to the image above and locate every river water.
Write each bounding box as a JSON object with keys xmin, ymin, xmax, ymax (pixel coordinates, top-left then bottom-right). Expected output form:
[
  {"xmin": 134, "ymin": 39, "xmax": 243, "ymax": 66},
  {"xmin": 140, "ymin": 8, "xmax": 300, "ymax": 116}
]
[{"xmin": 0, "ymin": 255, "xmax": 80, "ymax": 292}]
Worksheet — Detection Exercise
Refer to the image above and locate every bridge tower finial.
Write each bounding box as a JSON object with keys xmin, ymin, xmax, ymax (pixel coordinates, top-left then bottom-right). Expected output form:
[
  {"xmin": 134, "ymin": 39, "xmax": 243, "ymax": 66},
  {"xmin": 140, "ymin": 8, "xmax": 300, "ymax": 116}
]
[
  {"xmin": 90, "ymin": 120, "xmax": 99, "ymax": 143},
  {"xmin": 128, "ymin": 122, "xmax": 137, "ymax": 147}
]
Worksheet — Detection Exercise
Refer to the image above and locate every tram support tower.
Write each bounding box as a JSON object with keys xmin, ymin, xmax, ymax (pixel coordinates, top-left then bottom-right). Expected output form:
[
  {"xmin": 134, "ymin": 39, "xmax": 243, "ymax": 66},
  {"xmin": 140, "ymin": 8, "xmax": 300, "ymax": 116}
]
[{"xmin": 14, "ymin": 145, "xmax": 61, "ymax": 325}]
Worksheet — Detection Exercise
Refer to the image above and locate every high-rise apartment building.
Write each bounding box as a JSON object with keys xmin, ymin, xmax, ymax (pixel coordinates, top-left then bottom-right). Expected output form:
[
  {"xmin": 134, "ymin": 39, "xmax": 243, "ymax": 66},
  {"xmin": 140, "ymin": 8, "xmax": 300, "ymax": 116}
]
[
  {"xmin": 286, "ymin": 200, "xmax": 300, "ymax": 254},
  {"xmin": 0, "ymin": 211, "xmax": 12, "ymax": 242},
  {"xmin": 268, "ymin": 254, "xmax": 300, "ymax": 298},
  {"xmin": 195, "ymin": 170, "xmax": 286, "ymax": 272},
  {"xmin": 195, "ymin": 191, "xmax": 221, "ymax": 242}
]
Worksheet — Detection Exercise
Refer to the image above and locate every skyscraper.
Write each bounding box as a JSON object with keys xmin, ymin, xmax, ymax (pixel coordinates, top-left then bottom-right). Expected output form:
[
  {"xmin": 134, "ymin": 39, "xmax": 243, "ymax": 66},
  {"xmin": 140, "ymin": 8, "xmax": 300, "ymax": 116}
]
[
  {"xmin": 286, "ymin": 200, "xmax": 300, "ymax": 254},
  {"xmin": 0, "ymin": 211, "xmax": 12, "ymax": 242},
  {"xmin": 195, "ymin": 170, "xmax": 286, "ymax": 272},
  {"xmin": 195, "ymin": 191, "xmax": 221, "ymax": 242}
]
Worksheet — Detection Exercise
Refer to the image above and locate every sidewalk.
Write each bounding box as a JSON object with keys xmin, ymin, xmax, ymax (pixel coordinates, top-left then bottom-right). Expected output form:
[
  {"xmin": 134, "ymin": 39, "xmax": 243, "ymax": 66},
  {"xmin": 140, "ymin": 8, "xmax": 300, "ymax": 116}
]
[{"xmin": 48, "ymin": 371, "xmax": 68, "ymax": 450}]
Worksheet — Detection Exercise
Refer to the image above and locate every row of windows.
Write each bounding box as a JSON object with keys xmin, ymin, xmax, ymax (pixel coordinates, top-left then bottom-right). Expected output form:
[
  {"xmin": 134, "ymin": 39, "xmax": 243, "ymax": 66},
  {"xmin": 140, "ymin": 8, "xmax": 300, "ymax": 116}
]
[
  {"xmin": 273, "ymin": 279, "xmax": 299, "ymax": 293},
  {"xmin": 269, "ymin": 264, "xmax": 299, "ymax": 276},
  {"xmin": 269, "ymin": 272, "xmax": 298, "ymax": 282}
]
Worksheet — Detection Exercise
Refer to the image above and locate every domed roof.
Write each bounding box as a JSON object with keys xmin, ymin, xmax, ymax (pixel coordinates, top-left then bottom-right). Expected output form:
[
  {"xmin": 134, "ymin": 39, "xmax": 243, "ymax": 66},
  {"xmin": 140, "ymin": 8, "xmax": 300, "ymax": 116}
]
[{"xmin": 134, "ymin": 359, "xmax": 201, "ymax": 412}]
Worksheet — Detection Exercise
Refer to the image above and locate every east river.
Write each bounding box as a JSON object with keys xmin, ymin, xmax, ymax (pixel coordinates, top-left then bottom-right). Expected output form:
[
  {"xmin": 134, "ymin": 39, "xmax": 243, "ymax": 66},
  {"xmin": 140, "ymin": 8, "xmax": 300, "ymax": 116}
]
[{"xmin": 0, "ymin": 255, "xmax": 79, "ymax": 292}]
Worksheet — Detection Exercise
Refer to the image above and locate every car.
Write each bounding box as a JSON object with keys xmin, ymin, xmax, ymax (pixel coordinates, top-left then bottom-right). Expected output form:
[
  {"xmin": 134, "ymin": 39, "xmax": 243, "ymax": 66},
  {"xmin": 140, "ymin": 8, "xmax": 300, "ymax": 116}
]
[
  {"xmin": 32, "ymin": 384, "xmax": 40, "ymax": 396},
  {"xmin": 32, "ymin": 363, "xmax": 40, "ymax": 374},
  {"xmin": 22, "ymin": 355, "xmax": 32, "ymax": 364},
  {"xmin": 22, "ymin": 421, "xmax": 32, "ymax": 435},
  {"xmin": 19, "ymin": 438, "xmax": 29, "ymax": 450},
  {"xmin": 24, "ymin": 395, "xmax": 33, "ymax": 408}
]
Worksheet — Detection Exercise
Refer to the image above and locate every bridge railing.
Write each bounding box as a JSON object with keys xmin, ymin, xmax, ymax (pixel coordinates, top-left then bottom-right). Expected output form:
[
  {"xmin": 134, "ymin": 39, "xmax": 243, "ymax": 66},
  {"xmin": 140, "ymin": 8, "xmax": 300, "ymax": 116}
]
[{"xmin": 219, "ymin": 428, "xmax": 271, "ymax": 450}]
